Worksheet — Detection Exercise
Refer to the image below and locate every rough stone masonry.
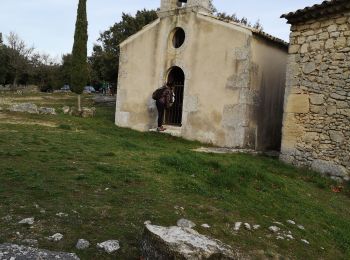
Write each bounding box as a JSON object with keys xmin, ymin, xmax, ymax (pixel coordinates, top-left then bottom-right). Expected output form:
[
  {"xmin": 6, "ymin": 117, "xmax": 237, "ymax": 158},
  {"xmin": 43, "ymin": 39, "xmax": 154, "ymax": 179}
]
[{"xmin": 281, "ymin": 0, "xmax": 350, "ymax": 181}]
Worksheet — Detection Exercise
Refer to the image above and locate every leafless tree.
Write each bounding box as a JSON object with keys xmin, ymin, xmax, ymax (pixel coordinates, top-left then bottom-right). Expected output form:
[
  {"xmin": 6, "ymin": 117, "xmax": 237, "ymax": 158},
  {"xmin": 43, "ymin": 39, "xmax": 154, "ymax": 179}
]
[{"xmin": 6, "ymin": 32, "xmax": 34, "ymax": 86}]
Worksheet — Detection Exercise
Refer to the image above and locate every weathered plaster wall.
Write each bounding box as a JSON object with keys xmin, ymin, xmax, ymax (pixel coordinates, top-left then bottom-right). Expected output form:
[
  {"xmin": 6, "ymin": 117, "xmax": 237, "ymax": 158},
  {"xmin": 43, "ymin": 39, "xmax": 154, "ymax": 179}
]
[
  {"xmin": 251, "ymin": 37, "xmax": 288, "ymax": 150},
  {"xmin": 280, "ymin": 13, "xmax": 350, "ymax": 181},
  {"xmin": 116, "ymin": 10, "xmax": 287, "ymax": 149}
]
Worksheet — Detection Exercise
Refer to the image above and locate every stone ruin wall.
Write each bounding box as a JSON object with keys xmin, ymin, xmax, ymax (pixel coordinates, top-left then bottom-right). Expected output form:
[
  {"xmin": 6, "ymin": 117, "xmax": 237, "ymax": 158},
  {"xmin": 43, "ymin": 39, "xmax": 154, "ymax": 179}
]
[{"xmin": 281, "ymin": 13, "xmax": 350, "ymax": 181}]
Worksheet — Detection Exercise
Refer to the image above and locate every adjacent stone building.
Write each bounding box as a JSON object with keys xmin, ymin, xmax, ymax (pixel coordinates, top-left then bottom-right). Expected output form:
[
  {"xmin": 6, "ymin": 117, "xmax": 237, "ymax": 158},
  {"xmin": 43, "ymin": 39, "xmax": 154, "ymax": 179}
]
[
  {"xmin": 280, "ymin": 0, "xmax": 350, "ymax": 181},
  {"xmin": 115, "ymin": 0, "xmax": 288, "ymax": 150}
]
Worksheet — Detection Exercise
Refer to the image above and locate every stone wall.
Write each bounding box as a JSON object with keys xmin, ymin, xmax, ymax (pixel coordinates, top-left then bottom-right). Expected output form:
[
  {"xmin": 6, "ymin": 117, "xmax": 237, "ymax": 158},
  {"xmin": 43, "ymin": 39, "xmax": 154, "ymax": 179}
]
[{"xmin": 281, "ymin": 12, "xmax": 350, "ymax": 181}]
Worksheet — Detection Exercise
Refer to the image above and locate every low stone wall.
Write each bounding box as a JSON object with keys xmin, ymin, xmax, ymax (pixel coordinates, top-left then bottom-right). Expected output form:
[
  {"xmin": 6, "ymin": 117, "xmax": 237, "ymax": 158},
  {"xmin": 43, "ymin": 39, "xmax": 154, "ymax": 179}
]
[
  {"xmin": 281, "ymin": 13, "xmax": 350, "ymax": 181},
  {"xmin": 0, "ymin": 85, "xmax": 40, "ymax": 93}
]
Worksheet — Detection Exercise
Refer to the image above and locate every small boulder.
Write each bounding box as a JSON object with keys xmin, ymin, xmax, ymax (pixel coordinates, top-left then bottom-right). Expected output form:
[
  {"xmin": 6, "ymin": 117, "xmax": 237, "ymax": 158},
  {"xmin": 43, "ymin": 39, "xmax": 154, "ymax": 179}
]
[
  {"xmin": 48, "ymin": 233, "xmax": 63, "ymax": 242},
  {"xmin": 233, "ymin": 222, "xmax": 242, "ymax": 231},
  {"xmin": 301, "ymin": 239, "xmax": 310, "ymax": 245},
  {"xmin": 253, "ymin": 225, "xmax": 260, "ymax": 230},
  {"xmin": 177, "ymin": 218, "xmax": 196, "ymax": 229},
  {"xmin": 76, "ymin": 239, "xmax": 90, "ymax": 250},
  {"xmin": 96, "ymin": 240, "xmax": 120, "ymax": 254},
  {"xmin": 286, "ymin": 220, "xmax": 296, "ymax": 225},
  {"xmin": 56, "ymin": 212, "xmax": 68, "ymax": 217},
  {"xmin": 201, "ymin": 224, "xmax": 210, "ymax": 229},
  {"xmin": 244, "ymin": 223, "xmax": 251, "ymax": 230},
  {"xmin": 297, "ymin": 225, "xmax": 305, "ymax": 230},
  {"xmin": 80, "ymin": 107, "xmax": 96, "ymax": 118},
  {"xmin": 268, "ymin": 226, "xmax": 280, "ymax": 233},
  {"xmin": 38, "ymin": 107, "xmax": 56, "ymax": 115},
  {"xmin": 141, "ymin": 224, "xmax": 243, "ymax": 259},
  {"xmin": 62, "ymin": 106, "xmax": 70, "ymax": 114},
  {"xmin": 18, "ymin": 218, "xmax": 34, "ymax": 225}
]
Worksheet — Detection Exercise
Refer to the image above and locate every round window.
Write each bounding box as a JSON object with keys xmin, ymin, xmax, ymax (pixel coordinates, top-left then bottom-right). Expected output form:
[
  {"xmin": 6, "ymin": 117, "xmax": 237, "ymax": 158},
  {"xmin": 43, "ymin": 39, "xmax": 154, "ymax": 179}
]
[{"xmin": 172, "ymin": 27, "xmax": 185, "ymax": 48}]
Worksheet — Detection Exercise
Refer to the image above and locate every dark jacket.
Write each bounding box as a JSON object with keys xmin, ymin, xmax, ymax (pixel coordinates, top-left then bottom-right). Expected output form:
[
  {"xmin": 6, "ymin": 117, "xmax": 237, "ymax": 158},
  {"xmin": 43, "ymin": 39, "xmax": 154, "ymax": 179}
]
[{"xmin": 159, "ymin": 87, "xmax": 173, "ymax": 108}]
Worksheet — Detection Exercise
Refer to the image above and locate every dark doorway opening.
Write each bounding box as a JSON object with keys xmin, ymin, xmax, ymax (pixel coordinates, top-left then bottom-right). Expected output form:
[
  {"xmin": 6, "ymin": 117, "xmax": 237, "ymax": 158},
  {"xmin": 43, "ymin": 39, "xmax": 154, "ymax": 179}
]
[{"xmin": 165, "ymin": 66, "xmax": 185, "ymax": 126}]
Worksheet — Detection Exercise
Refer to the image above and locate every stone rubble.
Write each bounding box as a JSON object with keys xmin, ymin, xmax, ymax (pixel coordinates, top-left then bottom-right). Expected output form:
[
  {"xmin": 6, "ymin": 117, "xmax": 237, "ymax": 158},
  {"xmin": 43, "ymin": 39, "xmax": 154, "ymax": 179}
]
[
  {"xmin": 177, "ymin": 218, "xmax": 196, "ymax": 229},
  {"xmin": 244, "ymin": 223, "xmax": 251, "ymax": 230},
  {"xmin": 96, "ymin": 240, "xmax": 120, "ymax": 254},
  {"xmin": 56, "ymin": 212, "xmax": 69, "ymax": 217},
  {"xmin": 47, "ymin": 233, "xmax": 63, "ymax": 242},
  {"xmin": 268, "ymin": 226, "xmax": 280, "ymax": 233},
  {"xmin": 252, "ymin": 225, "xmax": 261, "ymax": 230},
  {"xmin": 297, "ymin": 225, "xmax": 305, "ymax": 230},
  {"xmin": 0, "ymin": 244, "xmax": 80, "ymax": 260},
  {"xmin": 18, "ymin": 218, "xmax": 35, "ymax": 225},
  {"xmin": 21, "ymin": 239, "xmax": 39, "ymax": 248},
  {"xmin": 76, "ymin": 239, "xmax": 90, "ymax": 250},
  {"xmin": 233, "ymin": 222, "xmax": 242, "ymax": 231},
  {"xmin": 2, "ymin": 215, "xmax": 12, "ymax": 221},
  {"xmin": 301, "ymin": 239, "xmax": 310, "ymax": 245},
  {"xmin": 201, "ymin": 224, "xmax": 210, "ymax": 228},
  {"xmin": 287, "ymin": 220, "xmax": 296, "ymax": 225}
]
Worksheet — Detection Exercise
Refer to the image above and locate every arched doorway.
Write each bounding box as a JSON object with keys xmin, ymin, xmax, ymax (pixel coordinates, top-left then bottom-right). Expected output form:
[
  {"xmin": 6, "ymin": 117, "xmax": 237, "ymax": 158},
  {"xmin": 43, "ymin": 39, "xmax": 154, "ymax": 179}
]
[{"xmin": 165, "ymin": 66, "xmax": 185, "ymax": 126}]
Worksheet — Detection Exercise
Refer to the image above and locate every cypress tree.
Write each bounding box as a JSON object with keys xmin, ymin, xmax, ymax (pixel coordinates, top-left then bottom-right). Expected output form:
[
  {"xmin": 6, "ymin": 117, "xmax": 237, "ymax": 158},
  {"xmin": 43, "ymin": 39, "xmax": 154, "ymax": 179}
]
[{"xmin": 71, "ymin": 0, "xmax": 88, "ymax": 111}]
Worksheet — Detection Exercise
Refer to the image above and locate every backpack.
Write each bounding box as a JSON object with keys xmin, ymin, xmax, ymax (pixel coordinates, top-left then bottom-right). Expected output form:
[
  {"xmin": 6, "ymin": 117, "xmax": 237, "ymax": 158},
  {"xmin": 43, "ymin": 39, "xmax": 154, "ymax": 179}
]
[{"xmin": 152, "ymin": 86, "xmax": 166, "ymax": 100}]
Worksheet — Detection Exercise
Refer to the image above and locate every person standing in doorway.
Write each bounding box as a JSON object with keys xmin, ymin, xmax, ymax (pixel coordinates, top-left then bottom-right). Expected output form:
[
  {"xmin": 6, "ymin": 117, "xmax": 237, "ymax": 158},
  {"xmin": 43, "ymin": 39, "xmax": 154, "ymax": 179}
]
[{"xmin": 153, "ymin": 82, "xmax": 174, "ymax": 132}]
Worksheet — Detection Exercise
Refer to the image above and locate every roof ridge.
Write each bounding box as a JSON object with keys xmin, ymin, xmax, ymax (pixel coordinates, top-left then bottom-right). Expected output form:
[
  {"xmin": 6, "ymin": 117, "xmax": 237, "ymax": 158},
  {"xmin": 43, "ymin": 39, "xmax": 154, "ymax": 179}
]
[
  {"xmin": 281, "ymin": 0, "xmax": 350, "ymax": 24},
  {"xmin": 198, "ymin": 12, "xmax": 288, "ymax": 48}
]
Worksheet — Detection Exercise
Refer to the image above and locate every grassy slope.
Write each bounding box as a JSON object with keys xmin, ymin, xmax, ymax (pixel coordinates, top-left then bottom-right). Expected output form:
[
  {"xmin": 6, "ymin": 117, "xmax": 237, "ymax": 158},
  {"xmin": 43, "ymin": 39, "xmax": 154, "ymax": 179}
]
[{"xmin": 0, "ymin": 93, "xmax": 349, "ymax": 259}]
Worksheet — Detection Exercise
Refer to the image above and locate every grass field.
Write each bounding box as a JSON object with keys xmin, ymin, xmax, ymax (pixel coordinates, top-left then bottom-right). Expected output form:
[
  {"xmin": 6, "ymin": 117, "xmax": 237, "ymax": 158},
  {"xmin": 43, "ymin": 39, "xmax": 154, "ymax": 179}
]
[{"xmin": 0, "ymin": 93, "xmax": 349, "ymax": 259}]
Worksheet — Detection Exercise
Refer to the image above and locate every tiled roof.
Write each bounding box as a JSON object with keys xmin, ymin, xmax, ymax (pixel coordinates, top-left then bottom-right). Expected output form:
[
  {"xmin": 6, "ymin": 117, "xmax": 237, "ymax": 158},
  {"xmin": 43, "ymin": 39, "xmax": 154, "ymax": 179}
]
[{"xmin": 281, "ymin": 0, "xmax": 350, "ymax": 24}]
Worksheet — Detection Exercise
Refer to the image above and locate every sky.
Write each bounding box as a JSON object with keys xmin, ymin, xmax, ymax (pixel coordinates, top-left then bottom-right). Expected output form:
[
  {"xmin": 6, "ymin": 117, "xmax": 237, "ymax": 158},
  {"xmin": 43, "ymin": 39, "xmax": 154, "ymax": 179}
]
[{"xmin": 0, "ymin": 0, "xmax": 323, "ymax": 60}]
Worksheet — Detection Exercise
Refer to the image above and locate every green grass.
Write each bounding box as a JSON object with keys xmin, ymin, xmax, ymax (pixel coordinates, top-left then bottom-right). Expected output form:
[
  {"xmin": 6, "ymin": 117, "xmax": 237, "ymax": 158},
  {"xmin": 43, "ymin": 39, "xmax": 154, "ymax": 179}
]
[{"xmin": 0, "ymin": 93, "xmax": 349, "ymax": 259}]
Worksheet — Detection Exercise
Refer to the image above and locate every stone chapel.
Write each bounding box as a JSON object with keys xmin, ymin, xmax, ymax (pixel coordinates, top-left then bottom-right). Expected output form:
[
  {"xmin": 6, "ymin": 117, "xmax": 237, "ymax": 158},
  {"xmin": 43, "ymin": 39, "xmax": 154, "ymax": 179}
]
[{"xmin": 115, "ymin": 0, "xmax": 288, "ymax": 150}]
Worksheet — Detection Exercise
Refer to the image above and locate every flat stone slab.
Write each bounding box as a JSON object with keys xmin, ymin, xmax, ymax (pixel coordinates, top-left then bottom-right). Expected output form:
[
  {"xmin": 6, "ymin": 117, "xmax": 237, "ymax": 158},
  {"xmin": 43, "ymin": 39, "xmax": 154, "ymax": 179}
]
[
  {"xmin": 193, "ymin": 147, "xmax": 259, "ymax": 155},
  {"xmin": 141, "ymin": 224, "xmax": 245, "ymax": 259},
  {"xmin": 0, "ymin": 243, "xmax": 80, "ymax": 260},
  {"xmin": 193, "ymin": 147, "xmax": 280, "ymax": 157}
]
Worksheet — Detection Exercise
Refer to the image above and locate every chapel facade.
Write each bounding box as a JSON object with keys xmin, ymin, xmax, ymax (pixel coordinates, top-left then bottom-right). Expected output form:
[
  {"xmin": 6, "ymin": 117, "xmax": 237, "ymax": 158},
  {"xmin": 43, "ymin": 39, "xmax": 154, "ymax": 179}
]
[{"xmin": 115, "ymin": 0, "xmax": 288, "ymax": 150}]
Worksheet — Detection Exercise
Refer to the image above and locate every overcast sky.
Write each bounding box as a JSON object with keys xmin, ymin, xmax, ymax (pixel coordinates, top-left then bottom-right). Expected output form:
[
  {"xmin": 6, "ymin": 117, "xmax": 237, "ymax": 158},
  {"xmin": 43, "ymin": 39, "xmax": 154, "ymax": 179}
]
[{"xmin": 0, "ymin": 0, "xmax": 322, "ymax": 59}]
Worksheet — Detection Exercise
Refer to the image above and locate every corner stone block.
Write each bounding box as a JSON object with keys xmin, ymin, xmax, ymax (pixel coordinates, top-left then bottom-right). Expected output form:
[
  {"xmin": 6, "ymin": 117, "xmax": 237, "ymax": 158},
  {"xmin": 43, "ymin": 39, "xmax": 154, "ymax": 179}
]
[
  {"xmin": 285, "ymin": 94, "xmax": 310, "ymax": 113},
  {"xmin": 115, "ymin": 111, "xmax": 130, "ymax": 127},
  {"xmin": 281, "ymin": 113, "xmax": 304, "ymax": 150}
]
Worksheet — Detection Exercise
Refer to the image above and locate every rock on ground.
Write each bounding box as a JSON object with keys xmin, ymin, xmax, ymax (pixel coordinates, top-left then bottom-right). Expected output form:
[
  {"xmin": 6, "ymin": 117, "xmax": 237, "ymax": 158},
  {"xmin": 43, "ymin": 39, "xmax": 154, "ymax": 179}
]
[
  {"xmin": 38, "ymin": 107, "xmax": 56, "ymax": 115},
  {"xmin": 18, "ymin": 217, "xmax": 34, "ymax": 225},
  {"xmin": 201, "ymin": 224, "xmax": 210, "ymax": 228},
  {"xmin": 21, "ymin": 239, "xmax": 39, "ymax": 247},
  {"xmin": 9, "ymin": 103, "xmax": 38, "ymax": 114},
  {"xmin": 76, "ymin": 239, "xmax": 90, "ymax": 250},
  {"xmin": 141, "ymin": 224, "xmax": 245, "ymax": 259},
  {"xmin": 268, "ymin": 226, "xmax": 280, "ymax": 233},
  {"xmin": 0, "ymin": 243, "xmax": 79, "ymax": 260},
  {"xmin": 177, "ymin": 218, "xmax": 196, "ymax": 229},
  {"xmin": 48, "ymin": 233, "xmax": 63, "ymax": 242},
  {"xmin": 62, "ymin": 106, "xmax": 70, "ymax": 114},
  {"xmin": 81, "ymin": 107, "xmax": 96, "ymax": 118},
  {"xmin": 233, "ymin": 222, "xmax": 242, "ymax": 231},
  {"xmin": 96, "ymin": 240, "xmax": 120, "ymax": 254}
]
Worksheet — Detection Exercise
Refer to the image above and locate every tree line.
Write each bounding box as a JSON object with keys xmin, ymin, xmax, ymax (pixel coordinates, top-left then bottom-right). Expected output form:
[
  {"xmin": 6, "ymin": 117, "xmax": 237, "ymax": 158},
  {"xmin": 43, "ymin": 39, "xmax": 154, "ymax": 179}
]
[{"xmin": 0, "ymin": 8, "xmax": 262, "ymax": 92}]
